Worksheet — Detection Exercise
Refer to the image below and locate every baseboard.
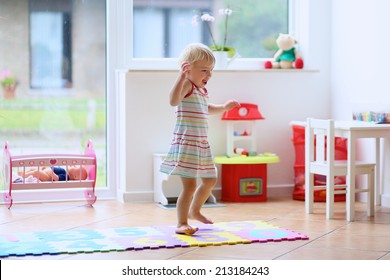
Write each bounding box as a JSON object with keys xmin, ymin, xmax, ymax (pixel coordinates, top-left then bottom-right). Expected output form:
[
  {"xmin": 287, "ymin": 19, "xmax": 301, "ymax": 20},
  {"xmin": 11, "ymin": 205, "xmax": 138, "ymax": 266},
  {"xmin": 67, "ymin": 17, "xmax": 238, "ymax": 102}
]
[
  {"xmin": 381, "ymin": 194, "xmax": 390, "ymax": 208},
  {"xmin": 267, "ymin": 184, "xmax": 294, "ymax": 197},
  {"xmin": 121, "ymin": 191, "xmax": 153, "ymax": 202},
  {"xmin": 121, "ymin": 184, "xmax": 294, "ymax": 203}
]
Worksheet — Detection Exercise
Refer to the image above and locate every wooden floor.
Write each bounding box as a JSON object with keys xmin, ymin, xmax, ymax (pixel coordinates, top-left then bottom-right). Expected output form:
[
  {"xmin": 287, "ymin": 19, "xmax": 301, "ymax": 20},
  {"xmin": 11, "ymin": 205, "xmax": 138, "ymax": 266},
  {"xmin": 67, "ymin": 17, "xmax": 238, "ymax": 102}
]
[{"xmin": 1, "ymin": 196, "xmax": 390, "ymax": 260}]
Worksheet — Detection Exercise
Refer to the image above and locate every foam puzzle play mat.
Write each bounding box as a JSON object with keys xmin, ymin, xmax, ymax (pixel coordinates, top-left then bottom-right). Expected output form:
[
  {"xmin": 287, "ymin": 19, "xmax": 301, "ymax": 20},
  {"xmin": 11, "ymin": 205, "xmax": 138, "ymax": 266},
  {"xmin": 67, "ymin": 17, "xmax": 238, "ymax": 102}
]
[{"xmin": 0, "ymin": 220, "xmax": 309, "ymax": 258}]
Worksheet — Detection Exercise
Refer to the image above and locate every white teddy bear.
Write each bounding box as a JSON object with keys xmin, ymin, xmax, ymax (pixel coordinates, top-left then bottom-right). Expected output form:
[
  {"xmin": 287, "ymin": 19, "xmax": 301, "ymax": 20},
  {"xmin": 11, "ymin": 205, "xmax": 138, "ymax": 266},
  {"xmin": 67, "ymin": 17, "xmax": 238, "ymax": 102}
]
[{"xmin": 265, "ymin": 33, "xmax": 304, "ymax": 69}]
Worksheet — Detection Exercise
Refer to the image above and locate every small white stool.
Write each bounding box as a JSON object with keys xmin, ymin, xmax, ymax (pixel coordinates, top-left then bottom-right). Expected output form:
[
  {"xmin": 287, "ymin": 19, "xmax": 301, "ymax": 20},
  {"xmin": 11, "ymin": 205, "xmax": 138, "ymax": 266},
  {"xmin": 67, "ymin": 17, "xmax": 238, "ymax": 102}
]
[{"xmin": 153, "ymin": 153, "xmax": 217, "ymax": 206}]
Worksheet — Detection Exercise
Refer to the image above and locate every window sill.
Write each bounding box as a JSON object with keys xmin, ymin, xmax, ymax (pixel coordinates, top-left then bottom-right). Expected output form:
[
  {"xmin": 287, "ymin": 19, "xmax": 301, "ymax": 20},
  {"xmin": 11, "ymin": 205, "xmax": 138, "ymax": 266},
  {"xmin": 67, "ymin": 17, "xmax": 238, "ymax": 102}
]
[
  {"xmin": 126, "ymin": 58, "xmax": 318, "ymax": 72},
  {"xmin": 125, "ymin": 68, "xmax": 319, "ymax": 73}
]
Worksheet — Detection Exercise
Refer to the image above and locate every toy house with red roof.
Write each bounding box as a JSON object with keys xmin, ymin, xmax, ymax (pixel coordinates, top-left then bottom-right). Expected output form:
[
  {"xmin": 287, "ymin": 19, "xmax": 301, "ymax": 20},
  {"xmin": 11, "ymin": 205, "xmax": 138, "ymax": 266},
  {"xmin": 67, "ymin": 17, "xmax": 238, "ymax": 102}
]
[{"xmin": 222, "ymin": 103, "xmax": 264, "ymax": 157}]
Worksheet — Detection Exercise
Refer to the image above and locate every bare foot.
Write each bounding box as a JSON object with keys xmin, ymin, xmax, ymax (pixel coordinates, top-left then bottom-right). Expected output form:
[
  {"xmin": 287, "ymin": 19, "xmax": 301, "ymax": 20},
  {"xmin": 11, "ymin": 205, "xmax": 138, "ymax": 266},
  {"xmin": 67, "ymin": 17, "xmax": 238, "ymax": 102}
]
[
  {"xmin": 175, "ymin": 225, "xmax": 199, "ymax": 235},
  {"xmin": 189, "ymin": 211, "xmax": 213, "ymax": 224}
]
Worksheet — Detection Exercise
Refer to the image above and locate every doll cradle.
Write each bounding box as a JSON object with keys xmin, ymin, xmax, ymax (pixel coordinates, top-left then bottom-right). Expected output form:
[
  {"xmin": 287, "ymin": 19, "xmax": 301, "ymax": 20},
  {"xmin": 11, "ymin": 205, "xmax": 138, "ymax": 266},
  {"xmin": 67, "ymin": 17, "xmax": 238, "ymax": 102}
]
[{"xmin": 2, "ymin": 139, "xmax": 97, "ymax": 209}]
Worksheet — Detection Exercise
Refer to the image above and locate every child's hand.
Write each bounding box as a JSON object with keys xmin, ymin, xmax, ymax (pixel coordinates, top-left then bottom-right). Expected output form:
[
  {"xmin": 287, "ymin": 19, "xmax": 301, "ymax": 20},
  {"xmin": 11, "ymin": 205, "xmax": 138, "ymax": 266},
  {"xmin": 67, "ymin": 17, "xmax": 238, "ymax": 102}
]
[{"xmin": 224, "ymin": 99, "xmax": 240, "ymax": 111}]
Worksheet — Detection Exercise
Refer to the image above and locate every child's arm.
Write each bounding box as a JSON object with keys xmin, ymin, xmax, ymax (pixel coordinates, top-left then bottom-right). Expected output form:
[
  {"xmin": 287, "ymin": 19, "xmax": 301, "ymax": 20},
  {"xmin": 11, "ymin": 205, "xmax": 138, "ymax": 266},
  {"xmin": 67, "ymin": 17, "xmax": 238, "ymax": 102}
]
[
  {"xmin": 208, "ymin": 99, "xmax": 240, "ymax": 115},
  {"xmin": 169, "ymin": 61, "xmax": 192, "ymax": 106}
]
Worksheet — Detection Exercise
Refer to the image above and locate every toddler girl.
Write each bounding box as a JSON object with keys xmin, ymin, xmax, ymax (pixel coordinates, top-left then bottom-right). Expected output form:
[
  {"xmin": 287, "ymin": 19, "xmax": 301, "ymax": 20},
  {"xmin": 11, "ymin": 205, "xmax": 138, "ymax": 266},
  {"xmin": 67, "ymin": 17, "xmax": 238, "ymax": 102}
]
[{"xmin": 160, "ymin": 43, "xmax": 240, "ymax": 235}]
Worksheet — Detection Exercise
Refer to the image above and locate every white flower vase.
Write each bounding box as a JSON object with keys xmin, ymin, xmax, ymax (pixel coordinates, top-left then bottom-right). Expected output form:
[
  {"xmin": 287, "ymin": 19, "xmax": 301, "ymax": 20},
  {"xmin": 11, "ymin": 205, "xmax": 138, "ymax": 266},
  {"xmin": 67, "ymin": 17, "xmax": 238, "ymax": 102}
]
[{"xmin": 213, "ymin": 51, "xmax": 229, "ymax": 70}]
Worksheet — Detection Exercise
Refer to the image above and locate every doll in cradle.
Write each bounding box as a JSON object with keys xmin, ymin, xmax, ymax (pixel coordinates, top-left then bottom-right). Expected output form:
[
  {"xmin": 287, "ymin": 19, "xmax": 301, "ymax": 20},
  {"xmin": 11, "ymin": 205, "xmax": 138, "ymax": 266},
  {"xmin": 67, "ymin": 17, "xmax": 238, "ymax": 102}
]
[{"xmin": 19, "ymin": 165, "xmax": 88, "ymax": 182}]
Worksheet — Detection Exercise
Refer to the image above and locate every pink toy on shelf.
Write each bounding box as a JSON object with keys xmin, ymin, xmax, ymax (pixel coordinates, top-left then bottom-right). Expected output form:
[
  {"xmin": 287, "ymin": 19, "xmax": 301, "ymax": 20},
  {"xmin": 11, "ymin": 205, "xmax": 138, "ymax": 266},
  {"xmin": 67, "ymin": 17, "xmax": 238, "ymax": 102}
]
[{"xmin": 2, "ymin": 139, "xmax": 97, "ymax": 209}]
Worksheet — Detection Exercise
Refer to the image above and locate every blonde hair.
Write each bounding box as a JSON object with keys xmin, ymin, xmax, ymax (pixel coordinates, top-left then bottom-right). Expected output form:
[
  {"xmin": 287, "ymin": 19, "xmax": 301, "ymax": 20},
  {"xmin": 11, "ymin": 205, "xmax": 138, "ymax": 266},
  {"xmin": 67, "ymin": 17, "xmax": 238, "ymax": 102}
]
[{"xmin": 178, "ymin": 43, "xmax": 215, "ymax": 66}]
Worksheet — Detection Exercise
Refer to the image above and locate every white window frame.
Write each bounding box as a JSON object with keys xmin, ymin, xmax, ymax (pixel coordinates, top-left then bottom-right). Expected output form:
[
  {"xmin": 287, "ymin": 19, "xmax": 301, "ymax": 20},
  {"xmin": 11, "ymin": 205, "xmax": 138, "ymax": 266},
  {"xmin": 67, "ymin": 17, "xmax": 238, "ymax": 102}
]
[{"xmin": 110, "ymin": 0, "xmax": 302, "ymax": 71}]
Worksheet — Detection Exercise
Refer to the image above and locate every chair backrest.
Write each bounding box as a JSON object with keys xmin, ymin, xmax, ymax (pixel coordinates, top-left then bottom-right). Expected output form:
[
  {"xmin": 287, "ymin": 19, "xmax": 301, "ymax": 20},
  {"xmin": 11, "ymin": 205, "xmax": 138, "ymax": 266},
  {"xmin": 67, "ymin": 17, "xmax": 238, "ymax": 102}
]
[{"xmin": 305, "ymin": 118, "xmax": 335, "ymax": 166}]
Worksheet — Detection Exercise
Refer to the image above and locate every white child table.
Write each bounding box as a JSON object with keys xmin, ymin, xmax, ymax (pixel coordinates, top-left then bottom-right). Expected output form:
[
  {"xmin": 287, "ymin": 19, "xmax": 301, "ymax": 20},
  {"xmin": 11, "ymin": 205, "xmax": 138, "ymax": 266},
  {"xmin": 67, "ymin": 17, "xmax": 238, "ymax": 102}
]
[{"xmin": 292, "ymin": 120, "xmax": 390, "ymax": 221}]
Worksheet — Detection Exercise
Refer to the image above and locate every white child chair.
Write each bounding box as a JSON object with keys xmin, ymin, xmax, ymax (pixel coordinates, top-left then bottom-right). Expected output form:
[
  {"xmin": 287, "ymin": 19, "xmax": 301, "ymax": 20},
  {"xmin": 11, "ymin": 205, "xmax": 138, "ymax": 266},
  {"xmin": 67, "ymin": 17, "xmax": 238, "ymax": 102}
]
[{"xmin": 304, "ymin": 118, "xmax": 375, "ymax": 221}]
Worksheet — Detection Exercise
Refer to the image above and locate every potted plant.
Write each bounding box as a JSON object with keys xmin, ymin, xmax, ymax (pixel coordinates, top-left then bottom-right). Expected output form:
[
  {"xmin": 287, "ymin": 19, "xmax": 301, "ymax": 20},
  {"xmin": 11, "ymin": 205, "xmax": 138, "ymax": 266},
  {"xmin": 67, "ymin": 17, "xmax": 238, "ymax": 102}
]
[
  {"xmin": 0, "ymin": 70, "xmax": 17, "ymax": 99},
  {"xmin": 193, "ymin": 7, "xmax": 236, "ymax": 69}
]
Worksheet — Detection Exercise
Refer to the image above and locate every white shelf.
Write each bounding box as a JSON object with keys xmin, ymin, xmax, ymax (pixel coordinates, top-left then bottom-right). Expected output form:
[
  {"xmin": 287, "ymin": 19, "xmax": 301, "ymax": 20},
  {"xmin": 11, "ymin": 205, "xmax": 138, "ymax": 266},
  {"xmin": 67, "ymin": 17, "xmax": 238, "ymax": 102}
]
[{"xmin": 232, "ymin": 136, "xmax": 253, "ymax": 141}]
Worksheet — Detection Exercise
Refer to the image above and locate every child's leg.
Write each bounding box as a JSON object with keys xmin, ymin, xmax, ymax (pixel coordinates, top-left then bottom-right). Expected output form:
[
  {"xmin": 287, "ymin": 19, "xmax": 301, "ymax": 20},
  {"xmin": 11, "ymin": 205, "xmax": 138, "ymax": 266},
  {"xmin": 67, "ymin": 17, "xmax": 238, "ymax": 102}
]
[
  {"xmin": 176, "ymin": 177, "xmax": 198, "ymax": 235},
  {"xmin": 189, "ymin": 177, "xmax": 217, "ymax": 224}
]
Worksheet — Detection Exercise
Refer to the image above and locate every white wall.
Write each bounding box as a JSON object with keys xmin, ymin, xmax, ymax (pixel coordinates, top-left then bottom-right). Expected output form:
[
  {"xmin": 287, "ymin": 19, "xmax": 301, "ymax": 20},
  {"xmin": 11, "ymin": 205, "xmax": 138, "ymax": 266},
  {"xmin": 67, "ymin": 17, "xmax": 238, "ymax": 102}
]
[
  {"xmin": 330, "ymin": 0, "xmax": 390, "ymax": 119},
  {"xmin": 330, "ymin": 0, "xmax": 390, "ymax": 207},
  {"xmin": 117, "ymin": 0, "xmax": 333, "ymax": 202}
]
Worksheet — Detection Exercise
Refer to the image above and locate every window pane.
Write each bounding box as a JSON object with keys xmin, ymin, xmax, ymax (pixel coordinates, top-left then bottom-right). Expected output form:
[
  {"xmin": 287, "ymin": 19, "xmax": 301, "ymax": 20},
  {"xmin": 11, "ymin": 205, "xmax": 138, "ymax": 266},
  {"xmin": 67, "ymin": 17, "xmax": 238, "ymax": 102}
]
[
  {"xmin": 227, "ymin": 0, "xmax": 289, "ymax": 58},
  {"xmin": 134, "ymin": 8, "xmax": 165, "ymax": 57},
  {"xmin": 133, "ymin": 0, "xmax": 212, "ymax": 58},
  {"xmin": 168, "ymin": 9, "xmax": 203, "ymax": 57},
  {"xmin": 133, "ymin": 0, "xmax": 288, "ymax": 58},
  {"xmin": 0, "ymin": 0, "xmax": 107, "ymax": 194},
  {"xmin": 30, "ymin": 12, "xmax": 71, "ymax": 88}
]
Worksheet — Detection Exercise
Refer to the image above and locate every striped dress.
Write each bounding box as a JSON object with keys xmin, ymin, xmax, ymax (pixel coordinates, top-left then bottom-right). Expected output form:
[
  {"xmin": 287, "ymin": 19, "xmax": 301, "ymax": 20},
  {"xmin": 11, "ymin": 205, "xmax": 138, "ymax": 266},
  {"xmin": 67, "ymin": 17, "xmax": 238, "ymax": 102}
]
[{"xmin": 160, "ymin": 83, "xmax": 217, "ymax": 178}]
